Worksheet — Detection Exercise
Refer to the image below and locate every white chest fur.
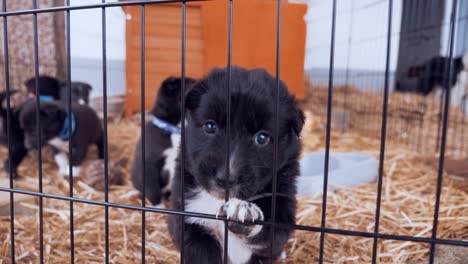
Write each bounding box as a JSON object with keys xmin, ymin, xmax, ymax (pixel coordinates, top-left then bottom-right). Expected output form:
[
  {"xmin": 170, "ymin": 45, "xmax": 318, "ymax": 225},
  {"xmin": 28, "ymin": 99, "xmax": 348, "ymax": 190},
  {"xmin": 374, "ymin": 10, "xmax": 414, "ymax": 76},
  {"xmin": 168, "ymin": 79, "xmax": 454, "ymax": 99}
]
[
  {"xmin": 49, "ymin": 137, "xmax": 80, "ymax": 177},
  {"xmin": 185, "ymin": 190, "xmax": 255, "ymax": 264},
  {"xmin": 49, "ymin": 137, "xmax": 69, "ymax": 153},
  {"xmin": 162, "ymin": 133, "xmax": 180, "ymax": 193}
]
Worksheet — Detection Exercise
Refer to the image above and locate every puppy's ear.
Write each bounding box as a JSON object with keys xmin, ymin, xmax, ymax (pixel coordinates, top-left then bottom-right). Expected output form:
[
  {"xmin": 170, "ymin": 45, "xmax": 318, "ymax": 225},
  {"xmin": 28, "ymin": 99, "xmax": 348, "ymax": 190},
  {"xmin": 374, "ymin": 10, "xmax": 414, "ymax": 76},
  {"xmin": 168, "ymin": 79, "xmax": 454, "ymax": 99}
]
[
  {"xmin": 291, "ymin": 106, "xmax": 305, "ymax": 137},
  {"xmin": 185, "ymin": 81, "xmax": 208, "ymax": 112}
]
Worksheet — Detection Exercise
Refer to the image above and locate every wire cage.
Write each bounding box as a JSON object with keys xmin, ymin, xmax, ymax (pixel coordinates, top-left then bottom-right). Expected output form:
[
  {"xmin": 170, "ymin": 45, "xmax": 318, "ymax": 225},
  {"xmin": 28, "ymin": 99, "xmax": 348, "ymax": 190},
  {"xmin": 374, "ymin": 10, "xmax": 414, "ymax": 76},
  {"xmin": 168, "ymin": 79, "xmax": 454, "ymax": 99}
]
[{"xmin": 0, "ymin": 0, "xmax": 467, "ymax": 263}]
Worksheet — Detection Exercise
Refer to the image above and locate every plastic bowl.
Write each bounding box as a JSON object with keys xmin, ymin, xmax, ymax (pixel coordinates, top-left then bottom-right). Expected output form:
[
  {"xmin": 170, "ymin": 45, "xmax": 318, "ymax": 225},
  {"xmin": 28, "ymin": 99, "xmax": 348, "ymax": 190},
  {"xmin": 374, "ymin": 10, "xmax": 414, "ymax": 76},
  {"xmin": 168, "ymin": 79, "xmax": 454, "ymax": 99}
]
[{"xmin": 297, "ymin": 152, "xmax": 378, "ymax": 196}]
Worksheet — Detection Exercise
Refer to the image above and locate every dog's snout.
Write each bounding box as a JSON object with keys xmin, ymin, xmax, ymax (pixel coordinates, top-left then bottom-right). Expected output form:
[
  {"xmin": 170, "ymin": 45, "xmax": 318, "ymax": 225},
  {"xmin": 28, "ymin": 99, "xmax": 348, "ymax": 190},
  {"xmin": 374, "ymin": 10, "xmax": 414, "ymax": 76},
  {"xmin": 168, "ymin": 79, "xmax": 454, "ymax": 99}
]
[
  {"xmin": 215, "ymin": 173, "xmax": 237, "ymax": 188},
  {"xmin": 24, "ymin": 138, "xmax": 32, "ymax": 149}
]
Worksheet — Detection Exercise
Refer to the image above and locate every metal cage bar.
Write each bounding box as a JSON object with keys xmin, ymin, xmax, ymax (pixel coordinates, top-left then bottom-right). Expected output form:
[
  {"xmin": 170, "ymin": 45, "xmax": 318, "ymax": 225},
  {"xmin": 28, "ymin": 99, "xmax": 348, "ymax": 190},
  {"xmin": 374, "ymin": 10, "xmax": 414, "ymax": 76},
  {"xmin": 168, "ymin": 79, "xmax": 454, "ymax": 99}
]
[
  {"xmin": 140, "ymin": 4, "xmax": 146, "ymax": 263},
  {"xmin": 269, "ymin": 0, "xmax": 282, "ymax": 262},
  {"xmin": 65, "ymin": 0, "xmax": 75, "ymax": 261},
  {"xmin": 371, "ymin": 1, "xmax": 393, "ymax": 263},
  {"xmin": 318, "ymin": 0, "xmax": 337, "ymax": 262},
  {"xmin": 179, "ymin": 1, "xmax": 187, "ymax": 263},
  {"xmin": 2, "ymin": 0, "xmax": 15, "ymax": 262},
  {"xmin": 101, "ymin": 0, "xmax": 110, "ymax": 262},
  {"xmin": 223, "ymin": 0, "xmax": 233, "ymax": 263},
  {"xmin": 430, "ymin": 0, "xmax": 459, "ymax": 263},
  {"xmin": 31, "ymin": 0, "xmax": 44, "ymax": 263}
]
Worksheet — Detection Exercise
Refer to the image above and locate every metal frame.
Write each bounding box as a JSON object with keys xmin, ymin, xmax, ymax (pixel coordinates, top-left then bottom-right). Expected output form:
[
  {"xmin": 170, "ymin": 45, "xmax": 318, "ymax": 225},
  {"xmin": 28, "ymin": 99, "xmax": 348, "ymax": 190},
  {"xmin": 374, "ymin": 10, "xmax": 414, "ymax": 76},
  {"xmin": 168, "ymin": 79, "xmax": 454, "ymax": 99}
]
[{"xmin": 0, "ymin": 0, "xmax": 467, "ymax": 263}]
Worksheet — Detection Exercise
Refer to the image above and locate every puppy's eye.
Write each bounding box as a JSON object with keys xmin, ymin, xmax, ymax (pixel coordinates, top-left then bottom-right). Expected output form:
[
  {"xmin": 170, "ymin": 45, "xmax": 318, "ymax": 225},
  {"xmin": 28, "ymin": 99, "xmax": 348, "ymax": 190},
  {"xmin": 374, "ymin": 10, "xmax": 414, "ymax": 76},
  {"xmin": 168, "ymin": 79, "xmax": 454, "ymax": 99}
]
[
  {"xmin": 203, "ymin": 120, "xmax": 217, "ymax": 134},
  {"xmin": 255, "ymin": 131, "xmax": 270, "ymax": 146}
]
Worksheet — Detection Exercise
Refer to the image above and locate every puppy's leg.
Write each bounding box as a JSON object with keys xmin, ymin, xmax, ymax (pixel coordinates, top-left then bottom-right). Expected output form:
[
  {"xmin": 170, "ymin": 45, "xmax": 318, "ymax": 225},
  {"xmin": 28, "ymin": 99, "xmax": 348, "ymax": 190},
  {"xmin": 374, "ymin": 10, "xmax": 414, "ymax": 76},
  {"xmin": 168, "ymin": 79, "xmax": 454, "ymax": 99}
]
[
  {"xmin": 245, "ymin": 197, "xmax": 296, "ymax": 261},
  {"xmin": 169, "ymin": 215, "xmax": 222, "ymax": 264},
  {"xmin": 57, "ymin": 145, "xmax": 88, "ymax": 177},
  {"xmin": 95, "ymin": 134, "xmax": 104, "ymax": 159},
  {"xmin": 4, "ymin": 144, "xmax": 28, "ymax": 178},
  {"xmin": 217, "ymin": 197, "xmax": 295, "ymax": 261},
  {"xmin": 217, "ymin": 198, "xmax": 264, "ymax": 237},
  {"xmin": 54, "ymin": 152, "xmax": 71, "ymax": 176}
]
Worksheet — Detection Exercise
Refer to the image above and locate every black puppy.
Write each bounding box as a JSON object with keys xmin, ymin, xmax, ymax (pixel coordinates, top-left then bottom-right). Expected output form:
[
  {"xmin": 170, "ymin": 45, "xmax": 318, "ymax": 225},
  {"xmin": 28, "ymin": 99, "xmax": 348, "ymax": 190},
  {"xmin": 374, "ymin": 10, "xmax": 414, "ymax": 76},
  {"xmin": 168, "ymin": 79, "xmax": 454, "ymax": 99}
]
[
  {"xmin": 24, "ymin": 75, "xmax": 92, "ymax": 105},
  {"xmin": 168, "ymin": 67, "xmax": 304, "ymax": 263},
  {"xmin": 0, "ymin": 90, "xmax": 28, "ymax": 178},
  {"xmin": 397, "ymin": 56, "xmax": 464, "ymax": 95},
  {"xmin": 131, "ymin": 76, "xmax": 196, "ymax": 207},
  {"xmin": 19, "ymin": 100, "xmax": 104, "ymax": 177}
]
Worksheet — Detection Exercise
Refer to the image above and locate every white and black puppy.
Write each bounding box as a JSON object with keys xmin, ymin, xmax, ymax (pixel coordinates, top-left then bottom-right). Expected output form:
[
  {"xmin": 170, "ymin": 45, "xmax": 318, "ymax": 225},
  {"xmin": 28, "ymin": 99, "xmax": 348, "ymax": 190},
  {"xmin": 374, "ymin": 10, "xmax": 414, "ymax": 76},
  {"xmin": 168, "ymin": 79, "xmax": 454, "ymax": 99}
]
[
  {"xmin": 19, "ymin": 100, "xmax": 104, "ymax": 177},
  {"xmin": 168, "ymin": 67, "xmax": 304, "ymax": 264},
  {"xmin": 24, "ymin": 75, "xmax": 92, "ymax": 105},
  {"xmin": 131, "ymin": 76, "xmax": 196, "ymax": 207}
]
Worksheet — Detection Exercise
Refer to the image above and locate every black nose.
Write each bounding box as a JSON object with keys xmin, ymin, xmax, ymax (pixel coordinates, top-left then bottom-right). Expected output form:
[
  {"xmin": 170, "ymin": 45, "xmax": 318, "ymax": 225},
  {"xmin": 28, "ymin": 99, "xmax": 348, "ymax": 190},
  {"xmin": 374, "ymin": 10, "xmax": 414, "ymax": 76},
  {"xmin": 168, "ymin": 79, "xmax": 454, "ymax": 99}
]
[{"xmin": 215, "ymin": 175, "xmax": 236, "ymax": 188}]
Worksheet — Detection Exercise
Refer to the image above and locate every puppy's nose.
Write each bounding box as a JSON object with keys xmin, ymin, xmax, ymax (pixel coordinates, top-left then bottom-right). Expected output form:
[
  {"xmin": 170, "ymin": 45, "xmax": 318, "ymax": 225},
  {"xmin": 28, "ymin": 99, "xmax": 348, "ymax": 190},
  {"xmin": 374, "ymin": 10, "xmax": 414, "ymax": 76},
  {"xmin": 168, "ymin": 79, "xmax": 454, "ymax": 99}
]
[
  {"xmin": 24, "ymin": 139, "xmax": 32, "ymax": 149},
  {"xmin": 215, "ymin": 174, "xmax": 237, "ymax": 188}
]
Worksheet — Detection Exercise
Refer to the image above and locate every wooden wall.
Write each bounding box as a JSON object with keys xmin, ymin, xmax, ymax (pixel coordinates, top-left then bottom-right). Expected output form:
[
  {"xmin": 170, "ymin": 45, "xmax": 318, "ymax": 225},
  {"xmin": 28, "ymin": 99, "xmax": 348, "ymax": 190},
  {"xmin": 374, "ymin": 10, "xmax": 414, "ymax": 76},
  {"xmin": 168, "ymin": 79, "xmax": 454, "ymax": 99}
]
[{"xmin": 123, "ymin": 1, "xmax": 306, "ymax": 116}]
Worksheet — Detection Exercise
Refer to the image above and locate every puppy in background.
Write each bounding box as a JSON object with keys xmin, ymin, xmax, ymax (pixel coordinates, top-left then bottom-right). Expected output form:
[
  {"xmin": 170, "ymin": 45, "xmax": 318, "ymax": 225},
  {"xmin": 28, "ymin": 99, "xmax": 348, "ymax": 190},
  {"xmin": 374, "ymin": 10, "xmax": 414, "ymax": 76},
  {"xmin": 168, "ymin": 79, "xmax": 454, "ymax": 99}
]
[
  {"xmin": 24, "ymin": 75, "xmax": 92, "ymax": 105},
  {"xmin": 19, "ymin": 100, "xmax": 104, "ymax": 177},
  {"xmin": 168, "ymin": 67, "xmax": 304, "ymax": 263},
  {"xmin": 131, "ymin": 76, "xmax": 196, "ymax": 207},
  {"xmin": 0, "ymin": 90, "xmax": 28, "ymax": 178}
]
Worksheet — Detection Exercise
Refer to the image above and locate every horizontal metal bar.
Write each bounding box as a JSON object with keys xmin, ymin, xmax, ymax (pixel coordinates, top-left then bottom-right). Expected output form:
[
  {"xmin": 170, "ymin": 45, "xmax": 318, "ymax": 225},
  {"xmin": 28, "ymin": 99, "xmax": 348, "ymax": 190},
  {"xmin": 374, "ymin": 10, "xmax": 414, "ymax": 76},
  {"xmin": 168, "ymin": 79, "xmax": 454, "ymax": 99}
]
[
  {"xmin": 0, "ymin": 0, "xmax": 210, "ymax": 17},
  {"xmin": 1, "ymin": 187, "xmax": 467, "ymax": 248}
]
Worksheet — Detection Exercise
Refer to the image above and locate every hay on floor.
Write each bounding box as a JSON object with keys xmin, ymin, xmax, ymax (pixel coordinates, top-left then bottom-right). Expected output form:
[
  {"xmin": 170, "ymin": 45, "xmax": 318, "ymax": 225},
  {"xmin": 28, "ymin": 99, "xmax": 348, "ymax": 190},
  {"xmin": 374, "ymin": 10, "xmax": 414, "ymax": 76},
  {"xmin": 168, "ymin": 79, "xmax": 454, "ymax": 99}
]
[{"xmin": 0, "ymin": 119, "xmax": 466, "ymax": 263}]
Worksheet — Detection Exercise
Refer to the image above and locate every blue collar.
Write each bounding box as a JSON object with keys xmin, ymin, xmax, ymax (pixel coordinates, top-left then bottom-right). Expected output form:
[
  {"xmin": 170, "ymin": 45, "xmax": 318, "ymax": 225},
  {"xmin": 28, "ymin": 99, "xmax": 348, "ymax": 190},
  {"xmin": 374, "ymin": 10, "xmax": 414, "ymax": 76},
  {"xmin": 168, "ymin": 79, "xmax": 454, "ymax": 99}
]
[
  {"xmin": 59, "ymin": 112, "xmax": 76, "ymax": 140},
  {"xmin": 39, "ymin": 95, "xmax": 54, "ymax": 102},
  {"xmin": 151, "ymin": 116, "xmax": 181, "ymax": 134}
]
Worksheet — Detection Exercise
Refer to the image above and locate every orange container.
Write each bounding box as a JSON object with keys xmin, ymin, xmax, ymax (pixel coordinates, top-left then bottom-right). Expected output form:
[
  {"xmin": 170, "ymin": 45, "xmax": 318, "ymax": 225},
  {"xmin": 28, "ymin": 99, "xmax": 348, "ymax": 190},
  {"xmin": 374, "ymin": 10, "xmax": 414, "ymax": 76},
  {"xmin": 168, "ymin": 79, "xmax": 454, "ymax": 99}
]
[{"xmin": 122, "ymin": 0, "xmax": 307, "ymax": 116}]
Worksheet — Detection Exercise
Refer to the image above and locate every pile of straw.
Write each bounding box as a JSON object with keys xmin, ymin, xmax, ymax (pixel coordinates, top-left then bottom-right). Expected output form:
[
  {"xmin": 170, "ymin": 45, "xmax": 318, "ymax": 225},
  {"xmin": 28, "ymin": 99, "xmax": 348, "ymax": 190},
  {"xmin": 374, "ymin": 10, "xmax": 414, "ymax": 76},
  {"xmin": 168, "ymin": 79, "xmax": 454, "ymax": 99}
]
[
  {"xmin": 0, "ymin": 119, "xmax": 466, "ymax": 263},
  {"xmin": 305, "ymin": 84, "xmax": 468, "ymax": 159}
]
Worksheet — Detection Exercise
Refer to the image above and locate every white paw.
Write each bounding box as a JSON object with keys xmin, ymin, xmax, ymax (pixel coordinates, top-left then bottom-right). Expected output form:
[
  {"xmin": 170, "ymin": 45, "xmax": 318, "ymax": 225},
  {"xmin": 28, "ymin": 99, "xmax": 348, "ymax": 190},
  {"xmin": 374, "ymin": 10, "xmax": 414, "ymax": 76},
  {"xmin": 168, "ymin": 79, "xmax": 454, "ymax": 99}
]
[
  {"xmin": 217, "ymin": 198, "xmax": 264, "ymax": 223},
  {"xmin": 151, "ymin": 202, "xmax": 166, "ymax": 209},
  {"xmin": 54, "ymin": 153, "xmax": 80, "ymax": 178}
]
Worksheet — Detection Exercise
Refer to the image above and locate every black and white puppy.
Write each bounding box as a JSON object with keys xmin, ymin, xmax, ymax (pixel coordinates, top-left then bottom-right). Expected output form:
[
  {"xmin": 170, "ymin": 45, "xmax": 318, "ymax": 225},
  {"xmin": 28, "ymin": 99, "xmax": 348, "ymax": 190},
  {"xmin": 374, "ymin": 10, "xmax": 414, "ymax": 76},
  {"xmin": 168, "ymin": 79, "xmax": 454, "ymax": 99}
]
[
  {"xmin": 19, "ymin": 100, "xmax": 104, "ymax": 177},
  {"xmin": 168, "ymin": 67, "xmax": 304, "ymax": 264},
  {"xmin": 24, "ymin": 75, "xmax": 92, "ymax": 105},
  {"xmin": 0, "ymin": 90, "xmax": 28, "ymax": 178},
  {"xmin": 131, "ymin": 76, "xmax": 196, "ymax": 207}
]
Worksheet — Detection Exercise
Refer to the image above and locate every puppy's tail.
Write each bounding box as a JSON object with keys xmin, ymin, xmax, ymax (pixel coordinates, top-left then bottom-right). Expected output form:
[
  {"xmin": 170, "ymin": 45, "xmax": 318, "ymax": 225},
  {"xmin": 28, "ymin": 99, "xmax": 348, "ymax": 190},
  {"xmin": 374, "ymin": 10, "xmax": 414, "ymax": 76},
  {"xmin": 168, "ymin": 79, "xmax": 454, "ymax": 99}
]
[{"xmin": 0, "ymin": 89, "xmax": 19, "ymax": 118}]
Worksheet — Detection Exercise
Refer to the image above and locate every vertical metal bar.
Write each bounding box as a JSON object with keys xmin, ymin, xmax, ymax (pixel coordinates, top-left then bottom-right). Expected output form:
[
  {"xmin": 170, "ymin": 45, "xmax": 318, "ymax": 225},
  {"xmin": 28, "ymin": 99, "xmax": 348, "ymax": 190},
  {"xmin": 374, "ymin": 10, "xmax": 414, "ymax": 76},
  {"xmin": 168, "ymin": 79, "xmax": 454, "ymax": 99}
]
[
  {"xmin": 223, "ymin": 0, "xmax": 233, "ymax": 263},
  {"xmin": 436, "ymin": 90, "xmax": 445, "ymax": 153},
  {"xmin": 140, "ymin": 4, "xmax": 146, "ymax": 264},
  {"xmin": 270, "ymin": 0, "xmax": 282, "ymax": 262},
  {"xmin": 32, "ymin": 0, "xmax": 44, "ymax": 263},
  {"xmin": 180, "ymin": 1, "xmax": 187, "ymax": 263},
  {"xmin": 2, "ymin": 0, "xmax": 15, "ymax": 262},
  {"xmin": 65, "ymin": 0, "xmax": 75, "ymax": 262},
  {"xmin": 101, "ymin": 0, "xmax": 110, "ymax": 263},
  {"xmin": 342, "ymin": 0, "xmax": 355, "ymax": 132},
  {"xmin": 318, "ymin": 0, "xmax": 336, "ymax": 262},
  {"xmin": 371, "ymin": 1, "xmax": 393, "ymax": 263},
  {"xmin": 429, "ymin": 0, "xmax": 458, "ymax": 262}
]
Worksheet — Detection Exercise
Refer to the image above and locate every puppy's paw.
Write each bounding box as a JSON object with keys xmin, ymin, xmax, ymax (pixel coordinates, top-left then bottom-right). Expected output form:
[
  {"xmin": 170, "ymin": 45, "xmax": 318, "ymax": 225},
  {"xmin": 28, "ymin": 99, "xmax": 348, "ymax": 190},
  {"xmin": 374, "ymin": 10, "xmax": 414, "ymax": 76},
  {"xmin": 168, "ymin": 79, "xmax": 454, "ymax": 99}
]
[{"xmin": 217, "ymin": 198, "xmax": 264, "ymax": 237}]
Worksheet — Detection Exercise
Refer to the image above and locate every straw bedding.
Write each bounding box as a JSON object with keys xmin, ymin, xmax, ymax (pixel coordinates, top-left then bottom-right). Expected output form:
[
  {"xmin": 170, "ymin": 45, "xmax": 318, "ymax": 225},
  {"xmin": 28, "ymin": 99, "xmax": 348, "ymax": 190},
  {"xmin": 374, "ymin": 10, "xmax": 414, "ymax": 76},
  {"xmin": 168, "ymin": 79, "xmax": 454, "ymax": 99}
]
[{"xmin": 0, "ymin": 118, "xmax": 466, "ymax": 263}]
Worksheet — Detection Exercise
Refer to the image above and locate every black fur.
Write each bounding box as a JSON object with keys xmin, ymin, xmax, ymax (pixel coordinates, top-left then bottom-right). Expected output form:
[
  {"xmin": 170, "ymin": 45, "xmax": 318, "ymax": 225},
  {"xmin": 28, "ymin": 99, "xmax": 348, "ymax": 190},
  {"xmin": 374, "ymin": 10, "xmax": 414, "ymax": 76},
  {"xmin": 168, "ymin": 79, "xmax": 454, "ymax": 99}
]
[
  {"xmin": 24, "ymin": 75, "xmax": 92, "ymax": 105},
  {"xmin": 0, "ymin": 90, "xmax": 28, "ymax": 178},
  {"xmin": 168, "ymin": 67, "xmax": 304, "ymax": 263},
  {"xmin": 131, "ymin": 76, "xmax": 196, "ymax": 206},
  {"xmin": 19, "ymin": 100, "xmax": 104, "ymax": 167}
]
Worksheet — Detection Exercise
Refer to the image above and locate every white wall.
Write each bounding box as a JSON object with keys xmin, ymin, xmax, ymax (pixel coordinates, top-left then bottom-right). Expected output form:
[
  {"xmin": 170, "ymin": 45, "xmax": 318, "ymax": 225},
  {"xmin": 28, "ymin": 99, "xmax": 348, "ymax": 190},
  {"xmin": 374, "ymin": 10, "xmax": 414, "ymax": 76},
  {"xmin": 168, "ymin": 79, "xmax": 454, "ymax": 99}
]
[
  {"xmin": 69, "ymin": 0, "xmax": 126, "ymax": 98},
  {"xmin": 304, "ymin": 0, "xmax": 402, "ymax": 72}
]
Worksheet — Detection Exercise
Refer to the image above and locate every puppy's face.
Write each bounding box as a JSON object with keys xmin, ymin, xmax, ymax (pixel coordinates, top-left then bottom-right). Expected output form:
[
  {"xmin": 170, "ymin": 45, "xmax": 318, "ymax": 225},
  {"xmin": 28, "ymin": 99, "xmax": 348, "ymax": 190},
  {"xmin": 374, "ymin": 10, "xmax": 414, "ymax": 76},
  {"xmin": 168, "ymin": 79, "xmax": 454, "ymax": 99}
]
[
  {"xmin": 185, "ymin": 67, "xmax": 304, "ymax": 200},
  {"xmin": 71, "ymin": 82, "xmax": 92, "ymax": 105},
  {"xmin": 58, "ymin": 81, "xmax": 92, "ymax": 105},
  {"xmin": 19, "ymin": 101, "xmax": 66, "ymax": 149},
  {"xmin": 151, "ymin": 77, "xmax": 196, "ymax": 124}
]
